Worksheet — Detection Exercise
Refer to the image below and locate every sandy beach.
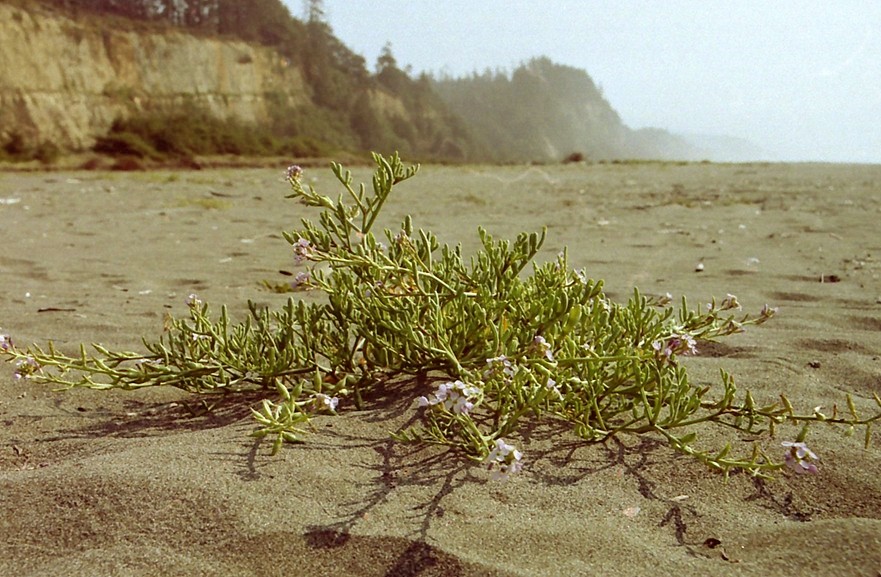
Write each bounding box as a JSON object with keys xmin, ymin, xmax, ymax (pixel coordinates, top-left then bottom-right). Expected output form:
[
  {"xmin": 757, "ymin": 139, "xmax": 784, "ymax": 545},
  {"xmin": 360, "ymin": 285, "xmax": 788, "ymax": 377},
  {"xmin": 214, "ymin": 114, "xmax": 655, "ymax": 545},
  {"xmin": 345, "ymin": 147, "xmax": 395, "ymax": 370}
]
[{"xmin": 2, "ymin": 161, "xmax": 880, "ymax": 576}]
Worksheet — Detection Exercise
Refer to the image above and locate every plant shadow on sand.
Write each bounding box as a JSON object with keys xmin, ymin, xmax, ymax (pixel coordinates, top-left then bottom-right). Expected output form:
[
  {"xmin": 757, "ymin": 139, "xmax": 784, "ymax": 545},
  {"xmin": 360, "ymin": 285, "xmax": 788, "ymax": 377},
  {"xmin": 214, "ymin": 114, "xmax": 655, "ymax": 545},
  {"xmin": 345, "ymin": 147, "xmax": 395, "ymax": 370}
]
[
  {"xmin": 38, "ymin": 374, "xmax": 845, "ymax": 545},
  {"xmin": 301, "ymin": 444, "xmax": 485, "ymax": 577},
  {"xmin": 247, "ymin": 385, "xmax": 814, "ymax": 571},
  {"xmin": 41, "ymin": 389, "xmax": 270, "ymax": 441}
]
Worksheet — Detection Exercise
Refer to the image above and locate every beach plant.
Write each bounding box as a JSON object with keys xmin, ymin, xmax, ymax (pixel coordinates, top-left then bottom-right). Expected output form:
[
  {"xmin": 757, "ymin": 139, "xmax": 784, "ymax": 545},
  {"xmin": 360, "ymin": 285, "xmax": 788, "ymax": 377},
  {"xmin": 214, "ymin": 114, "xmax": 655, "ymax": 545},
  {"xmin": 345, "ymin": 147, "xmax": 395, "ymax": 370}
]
[{"xmin": 2, "ymin": 153, "xmax": 879, "ymax": 478}]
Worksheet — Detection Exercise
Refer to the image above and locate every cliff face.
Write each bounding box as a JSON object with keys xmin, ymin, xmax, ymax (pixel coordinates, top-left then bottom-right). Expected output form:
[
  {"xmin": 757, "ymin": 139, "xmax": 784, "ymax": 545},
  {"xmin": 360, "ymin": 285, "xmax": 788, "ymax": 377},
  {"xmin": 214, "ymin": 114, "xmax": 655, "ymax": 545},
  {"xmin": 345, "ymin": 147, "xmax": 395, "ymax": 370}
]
[{"xmin": 0, "ymin": 3, "xmax": 310, "ymax": 150}]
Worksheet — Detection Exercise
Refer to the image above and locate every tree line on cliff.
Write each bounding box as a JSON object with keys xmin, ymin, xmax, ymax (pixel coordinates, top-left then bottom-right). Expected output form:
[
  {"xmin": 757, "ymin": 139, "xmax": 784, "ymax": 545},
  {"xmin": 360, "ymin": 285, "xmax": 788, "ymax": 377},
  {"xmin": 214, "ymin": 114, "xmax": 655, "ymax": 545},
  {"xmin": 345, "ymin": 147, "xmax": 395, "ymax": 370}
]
[{"xmin": 17, "ymin": 0, "xmax": 697, "ymax": 163}]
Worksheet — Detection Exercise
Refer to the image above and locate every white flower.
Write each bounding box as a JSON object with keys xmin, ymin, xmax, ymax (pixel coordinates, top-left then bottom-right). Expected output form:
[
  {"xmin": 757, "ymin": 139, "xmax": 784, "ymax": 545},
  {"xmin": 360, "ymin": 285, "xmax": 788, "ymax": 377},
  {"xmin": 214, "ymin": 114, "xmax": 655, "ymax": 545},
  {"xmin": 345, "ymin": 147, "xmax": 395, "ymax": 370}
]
[
  {"xmin": 13, "ymin": 356, "xmax": 40, "ymax": 379},
  {"xmin": 653, "ymin": 333, "xmax": 697, "ymax": 359},
  {"xmin": 416, "ymin": 380, "xmax": 479, "ymax": 415},
  {"xmin": 452, "ymin": 395, "xmax": 474, "ymax": 414},
  {"xmin": 532, "ymin": 336, "xmax": 555, "ymax": 361},
  {"xmin": 545, "ymin": 377, "xmax": 563, "ymax": 400},
  {"xmin": 720, "ymin": 293, "xmax": 742, "ymax": 311},
  {"xmin": 486, "ymin": 439, "xmax": 523, "ymax": 481},
  {"xmin": 487, "ymin": 439, "xmax": 519, "ymax": 462},
  {"xmin": 761, "ymin": 304, "xmax": 779, "ymax": 319},
  {"xmin": 313, "ymin": 393, "xmax": 339, "ymax": 412},
  {"xmin": 680, "ymin": 333, "xmax": 698, "ymax": 355},
  {"xmin": 484, "ymin": 355, "xmax": 514, "ymax": 380}
]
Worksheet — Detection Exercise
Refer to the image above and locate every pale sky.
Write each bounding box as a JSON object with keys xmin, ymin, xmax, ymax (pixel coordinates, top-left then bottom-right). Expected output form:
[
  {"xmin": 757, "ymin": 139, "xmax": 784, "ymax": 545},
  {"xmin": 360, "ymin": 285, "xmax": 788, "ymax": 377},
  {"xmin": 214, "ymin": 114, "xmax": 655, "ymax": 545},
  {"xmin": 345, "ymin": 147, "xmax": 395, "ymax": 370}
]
[{"xmin": 286, "ymin": 1, "xmax": 881, "ymax": 163}]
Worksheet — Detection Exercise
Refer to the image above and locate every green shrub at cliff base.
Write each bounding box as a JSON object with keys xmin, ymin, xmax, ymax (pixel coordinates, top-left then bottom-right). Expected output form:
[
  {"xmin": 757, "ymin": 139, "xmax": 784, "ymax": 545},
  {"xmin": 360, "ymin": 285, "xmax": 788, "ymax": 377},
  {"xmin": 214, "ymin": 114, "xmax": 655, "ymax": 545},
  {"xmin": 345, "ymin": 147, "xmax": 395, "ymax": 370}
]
[
  {"xmin": 1, "ymin": 131, "xmax": 61, "ymax": 165},
  {"xmin": 3, "ymin": 154, "xmax": 879, "ymax": 480},
  {"xmin": 95, "ymin": 107, "xmax": 276, "ymax": 159},
  {"xmin": 93, "ymin": 105, "xmax": 343, "ymax": 162}
]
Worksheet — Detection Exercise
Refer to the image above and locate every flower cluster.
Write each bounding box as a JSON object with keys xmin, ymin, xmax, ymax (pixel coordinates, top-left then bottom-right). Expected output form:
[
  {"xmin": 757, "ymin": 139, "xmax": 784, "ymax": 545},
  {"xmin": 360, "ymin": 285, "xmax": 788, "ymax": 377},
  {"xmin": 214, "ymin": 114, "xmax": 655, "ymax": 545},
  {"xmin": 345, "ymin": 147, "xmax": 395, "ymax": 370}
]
[
  {"xmin": 13, "ymin": 356, "xmax": 40, "ymax": 380},
  {"xmin": 484, "ymin": 355, "xmax": 514, "ymax": 381},
  {"xmin": 290, "ymin": 271, "xmax": 311, "ymax": 290},
  {"xmin": 531, "ymin": 336, "xmax": 555, "ymax": 361},
  {"xmin": 652, "ymin": 333, "xmax": 698, "ymax": 360},
  {"xmin": 285, "ymin": 164, "xmax": 303, "ymax": 182},
  {"xmin": 417, "ymin": 380, "xmax": 480, "ymax": 415},
  {"xmin": 782, "ymin": 441, "xmax": 819, "ymax": 474},
  {"xmin": 0, "ymin": 332, "xmax": 12, "ymax": 352},
  {"xmin": 185, "ymin": 293, "xmax": 203, "ymax": 308},
  {"xmin": 485, "ymin": 439, "xmax": 523, "ymax": 481},
  {"xmin": 293, "ymin": 238, "xmax": 313, "ymax": 264}
]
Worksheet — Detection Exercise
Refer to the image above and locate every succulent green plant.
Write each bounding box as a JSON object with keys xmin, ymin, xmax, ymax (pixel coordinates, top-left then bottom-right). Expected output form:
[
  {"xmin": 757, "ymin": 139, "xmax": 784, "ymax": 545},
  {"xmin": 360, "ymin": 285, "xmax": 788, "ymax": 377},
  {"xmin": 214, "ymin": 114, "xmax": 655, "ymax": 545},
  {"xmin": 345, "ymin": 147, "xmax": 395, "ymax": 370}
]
[{"xmin": 3, "ymin": 153, "xmax": 879, "ymax": 477}]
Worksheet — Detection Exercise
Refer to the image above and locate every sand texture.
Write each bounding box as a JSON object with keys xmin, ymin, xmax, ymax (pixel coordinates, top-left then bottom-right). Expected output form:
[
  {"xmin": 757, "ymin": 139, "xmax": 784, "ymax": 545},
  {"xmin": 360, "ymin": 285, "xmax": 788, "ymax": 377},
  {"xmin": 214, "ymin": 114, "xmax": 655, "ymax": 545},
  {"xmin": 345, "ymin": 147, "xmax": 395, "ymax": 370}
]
[{"xmin": 2, "ymin": 162, "xmax": 881, "ymax": 576}]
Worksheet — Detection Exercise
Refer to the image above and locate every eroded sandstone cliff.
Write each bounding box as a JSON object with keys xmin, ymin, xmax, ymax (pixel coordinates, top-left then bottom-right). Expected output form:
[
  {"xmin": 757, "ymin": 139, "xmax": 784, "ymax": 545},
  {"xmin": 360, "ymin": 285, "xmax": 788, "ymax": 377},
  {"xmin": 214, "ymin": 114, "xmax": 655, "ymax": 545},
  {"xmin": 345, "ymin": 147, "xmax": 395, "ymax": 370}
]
[{"xmin": 0, "ymin": 2, "xmax": 309, "ymax": 150}]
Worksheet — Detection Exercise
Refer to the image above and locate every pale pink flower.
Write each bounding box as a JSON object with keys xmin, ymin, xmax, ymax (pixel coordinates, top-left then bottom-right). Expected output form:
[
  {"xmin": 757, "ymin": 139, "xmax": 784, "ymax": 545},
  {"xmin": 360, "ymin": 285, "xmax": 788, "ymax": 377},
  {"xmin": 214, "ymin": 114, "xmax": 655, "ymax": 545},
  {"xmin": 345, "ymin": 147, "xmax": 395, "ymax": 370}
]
[
  {"xmin": 782, "ymin": 441, "xmax": 819, "ymax": 474},
  {"xmin": 286, "ymin": 165, "xmax": 303, "ymax": 181},
  {"xmin": 291, "ymin": 271, "xmax": 311, "ymax": 289},
  {"xmin": 653, "ymin": 333, "xmax": 697, "ymax": 359},
  {"xmin": 293, "ymin": 238, "xmax": 313, "ymax": 264},
  {"xmin": 719, "ymin": 294, "xmax": 742, "ymax": 311}
]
